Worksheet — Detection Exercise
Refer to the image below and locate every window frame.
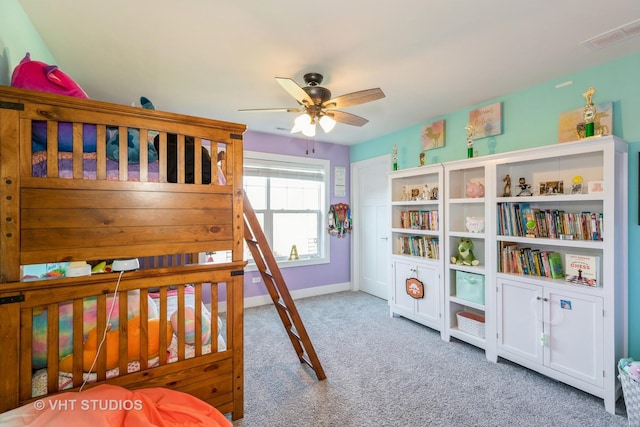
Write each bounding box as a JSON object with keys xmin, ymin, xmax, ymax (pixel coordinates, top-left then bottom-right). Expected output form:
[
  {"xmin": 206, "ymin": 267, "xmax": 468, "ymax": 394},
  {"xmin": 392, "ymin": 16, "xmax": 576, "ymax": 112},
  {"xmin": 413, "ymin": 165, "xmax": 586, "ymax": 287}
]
[{"xmin": 243, "ymin": 151, "xmax": 330, "ymax": 270}]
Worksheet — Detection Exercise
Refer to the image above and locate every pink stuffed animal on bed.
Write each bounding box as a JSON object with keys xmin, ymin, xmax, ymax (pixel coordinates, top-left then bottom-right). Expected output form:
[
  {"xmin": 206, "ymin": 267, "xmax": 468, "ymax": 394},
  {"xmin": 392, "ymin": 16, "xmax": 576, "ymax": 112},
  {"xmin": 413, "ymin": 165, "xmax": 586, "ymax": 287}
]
[{"xmin": 11, "ymin": 52, "xmax": 88, "ymax": 98}]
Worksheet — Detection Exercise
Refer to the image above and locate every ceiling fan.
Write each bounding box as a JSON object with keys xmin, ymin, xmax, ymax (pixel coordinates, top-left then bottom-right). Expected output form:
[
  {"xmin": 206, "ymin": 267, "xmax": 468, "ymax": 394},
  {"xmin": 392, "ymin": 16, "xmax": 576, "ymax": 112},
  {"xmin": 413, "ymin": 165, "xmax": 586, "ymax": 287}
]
[{"xmin": 239, "ymin": 72, "xmax": 385, "ymax": 137}]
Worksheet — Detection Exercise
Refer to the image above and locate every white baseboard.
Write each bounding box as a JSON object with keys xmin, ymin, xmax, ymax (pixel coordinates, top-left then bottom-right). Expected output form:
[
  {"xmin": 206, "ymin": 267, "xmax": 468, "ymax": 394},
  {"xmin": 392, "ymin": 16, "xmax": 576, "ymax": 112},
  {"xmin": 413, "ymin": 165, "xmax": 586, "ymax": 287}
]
[
  {"xmin": 243, "ymin": 282, "xmax": 351, "ymax": 309},
  {"xmin": 213, "ymin": 282, "xmax": 351, "ymax": 313}
]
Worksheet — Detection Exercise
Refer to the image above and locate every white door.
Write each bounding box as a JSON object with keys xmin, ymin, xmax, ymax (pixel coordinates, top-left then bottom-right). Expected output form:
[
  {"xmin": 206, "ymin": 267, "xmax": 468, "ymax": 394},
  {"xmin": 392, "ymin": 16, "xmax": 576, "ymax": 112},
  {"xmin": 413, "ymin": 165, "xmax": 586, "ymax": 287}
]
[{"xmin": 351, "ymin": 155, "xmax": 390, "ymax": 299}]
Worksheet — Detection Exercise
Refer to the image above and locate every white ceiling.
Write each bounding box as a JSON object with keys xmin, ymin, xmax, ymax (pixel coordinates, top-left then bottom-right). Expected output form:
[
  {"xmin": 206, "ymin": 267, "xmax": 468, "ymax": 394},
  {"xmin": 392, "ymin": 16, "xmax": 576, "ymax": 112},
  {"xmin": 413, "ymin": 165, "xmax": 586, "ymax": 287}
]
[{"xmin": 18, "ymin": 0, "xmax": 640, "ymax": 146}]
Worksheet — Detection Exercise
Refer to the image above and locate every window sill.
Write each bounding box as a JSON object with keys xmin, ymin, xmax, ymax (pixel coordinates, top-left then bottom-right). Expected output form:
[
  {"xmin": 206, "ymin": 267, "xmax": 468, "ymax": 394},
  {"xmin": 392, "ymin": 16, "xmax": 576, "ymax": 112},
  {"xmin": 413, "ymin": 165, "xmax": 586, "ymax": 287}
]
[{"xmin": 244, "ymin": 256, "xmax": 329, "ymax": 272}]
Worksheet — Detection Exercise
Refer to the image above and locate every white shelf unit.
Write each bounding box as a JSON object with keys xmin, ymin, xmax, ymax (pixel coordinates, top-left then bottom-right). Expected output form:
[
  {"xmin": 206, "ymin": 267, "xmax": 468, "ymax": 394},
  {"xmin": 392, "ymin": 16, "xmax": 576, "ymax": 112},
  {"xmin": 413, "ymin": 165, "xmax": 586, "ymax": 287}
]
[
  {"xmin": 443, "ymin": 157, "xmax": 496, "ymax": 361},
  {"xmin": 388, "ymin": 165, "xmax": 444, "ymax": 334},
  {"xmin": 492, "ymin": 136, "xmax": 627, "ymax": 415}
]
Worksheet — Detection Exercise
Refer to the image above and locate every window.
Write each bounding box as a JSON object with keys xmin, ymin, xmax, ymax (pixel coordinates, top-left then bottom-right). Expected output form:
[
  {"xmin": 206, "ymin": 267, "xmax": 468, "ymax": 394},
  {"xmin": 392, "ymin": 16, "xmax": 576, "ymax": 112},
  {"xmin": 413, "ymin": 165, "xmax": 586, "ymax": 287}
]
[{"xmin": 243, "ymin": 151, "xmax": 329, "ymax": 267}]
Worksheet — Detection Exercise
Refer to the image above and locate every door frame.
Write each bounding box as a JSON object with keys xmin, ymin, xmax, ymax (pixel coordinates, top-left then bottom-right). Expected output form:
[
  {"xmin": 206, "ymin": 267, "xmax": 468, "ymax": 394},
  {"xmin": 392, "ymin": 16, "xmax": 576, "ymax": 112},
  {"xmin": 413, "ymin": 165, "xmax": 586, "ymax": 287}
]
[{"xmin": 350, "ymin": 154, "xmax": 391, "ymax": 294}]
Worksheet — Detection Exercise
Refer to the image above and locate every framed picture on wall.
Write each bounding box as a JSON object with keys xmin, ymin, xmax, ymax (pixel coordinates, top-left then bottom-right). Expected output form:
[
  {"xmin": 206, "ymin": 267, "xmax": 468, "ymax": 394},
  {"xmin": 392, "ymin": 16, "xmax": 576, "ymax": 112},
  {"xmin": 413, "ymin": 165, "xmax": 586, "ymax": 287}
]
[
  {"xmin": 469, "ymin": 102, "xmax": 503, "ymax": 139},
  {"xmin": 421, "ymin": 120, "xmax": 445, "ymax": 150}
]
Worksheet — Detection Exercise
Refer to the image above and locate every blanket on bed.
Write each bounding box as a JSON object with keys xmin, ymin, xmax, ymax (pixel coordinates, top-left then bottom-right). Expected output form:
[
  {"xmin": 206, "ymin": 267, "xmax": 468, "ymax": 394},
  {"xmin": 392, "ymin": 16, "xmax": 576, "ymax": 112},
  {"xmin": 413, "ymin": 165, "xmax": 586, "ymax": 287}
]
[{"xmin": 0, "ymin": 384, "xmax": 231, "ymax": 427}]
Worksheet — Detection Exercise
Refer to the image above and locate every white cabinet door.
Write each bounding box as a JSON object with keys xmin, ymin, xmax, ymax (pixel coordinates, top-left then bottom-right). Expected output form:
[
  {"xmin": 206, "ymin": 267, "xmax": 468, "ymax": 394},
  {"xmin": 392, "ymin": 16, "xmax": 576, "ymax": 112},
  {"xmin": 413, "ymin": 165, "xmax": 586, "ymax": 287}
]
[
  {"xmin": 545, "ymin": 290, "xmax": 604, "ymax": 387},
  {"xmin": 415, "ymin": 264, "xmax": 440, "ymax": 324},
  {"xmin": 392, "ymin": 259, "xmax": 441, "ymax": 327},
  {"xmin": 392, "ymin": 260, "xmax": 416, "ymax": 316},
  {"xmin": 497, "ymin": 279, "xmax": 543, "ymax": 364},
  {"xmin": 498, "ymin": 278, "xmax": 604, "ymax": 388}
]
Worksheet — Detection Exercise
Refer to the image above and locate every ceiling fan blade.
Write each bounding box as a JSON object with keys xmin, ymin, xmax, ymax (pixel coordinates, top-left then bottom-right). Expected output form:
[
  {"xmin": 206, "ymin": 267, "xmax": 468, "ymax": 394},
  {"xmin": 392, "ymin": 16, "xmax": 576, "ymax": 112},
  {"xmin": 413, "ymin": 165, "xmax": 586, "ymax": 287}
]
[
  {"xmin": 327, "ymin": 110, "xmax": 369, "ymax": 127},
  {"xmin": 238, "ymin": 107, "xmax": 302, "ymax": 113},
  {"xmin": 276, "ymin": 77, "xmax": 314, "ymax": 105},
  {"xmin": 323, "ymin": 88, "xmax": 385, "ymax": 109}
]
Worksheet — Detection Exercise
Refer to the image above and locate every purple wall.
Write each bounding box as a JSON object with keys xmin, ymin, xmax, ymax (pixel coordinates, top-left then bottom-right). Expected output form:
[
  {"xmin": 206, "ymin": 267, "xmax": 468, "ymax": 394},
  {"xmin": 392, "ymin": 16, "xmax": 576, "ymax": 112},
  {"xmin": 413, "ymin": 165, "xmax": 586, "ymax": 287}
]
[{"xmin": 242, "ymin": 130, "xmax": 351, "ymax": 299}]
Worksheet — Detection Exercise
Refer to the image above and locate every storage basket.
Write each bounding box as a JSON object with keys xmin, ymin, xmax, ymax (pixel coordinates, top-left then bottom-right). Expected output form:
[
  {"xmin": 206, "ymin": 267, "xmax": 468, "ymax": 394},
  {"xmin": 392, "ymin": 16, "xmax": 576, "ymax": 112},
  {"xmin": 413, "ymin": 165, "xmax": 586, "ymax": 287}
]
[
  {"xmin": 456, "ymin": 271, "xmax": 485, "ymax": 304},
  {"xmin": 456, "ymin": 311, "xmax": 485, "ymax": 339},
  {"xmin": 619, "ymin": 365, "xmax": 640, "ymax": 426}
]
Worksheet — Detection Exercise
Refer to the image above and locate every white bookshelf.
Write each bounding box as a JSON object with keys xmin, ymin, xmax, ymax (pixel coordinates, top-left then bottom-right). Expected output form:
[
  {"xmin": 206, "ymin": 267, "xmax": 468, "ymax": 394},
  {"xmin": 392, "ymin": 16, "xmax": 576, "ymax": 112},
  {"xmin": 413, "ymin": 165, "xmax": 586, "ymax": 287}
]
[
  {"xmin": 388, "ymin": 165, "xmax": 444, "ymax": 334},
  {"xmin": 387, "ymin": 136, "xmax": 627, "ymax": 414},
  {"xmin": 492, "ymin": 136, "xmax": 627, "ymax": 414}
]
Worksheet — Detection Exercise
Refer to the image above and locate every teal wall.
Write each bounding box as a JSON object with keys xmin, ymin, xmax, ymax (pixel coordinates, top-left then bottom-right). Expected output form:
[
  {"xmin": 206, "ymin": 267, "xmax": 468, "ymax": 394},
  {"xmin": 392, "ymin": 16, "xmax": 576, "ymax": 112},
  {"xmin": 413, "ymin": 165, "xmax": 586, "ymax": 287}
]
[
  {"xmin": 352, "ymin": 52, "xmax": 640, "ymax": 358},
  {"xmin": 0, "ymin": 0, "xmax": 55, "ymax": 86}
]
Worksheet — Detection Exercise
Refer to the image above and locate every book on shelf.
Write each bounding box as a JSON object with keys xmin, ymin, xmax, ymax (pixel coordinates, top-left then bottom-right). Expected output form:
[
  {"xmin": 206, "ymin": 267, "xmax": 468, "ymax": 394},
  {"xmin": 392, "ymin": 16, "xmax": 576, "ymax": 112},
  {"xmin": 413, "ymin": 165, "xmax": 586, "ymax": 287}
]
[
  {"xmin": 547, "ymin": 252, "xmax": 564, "ymax": 279},
  {"xmin": 564, "ymin": 254, "xmax": 599, "ymax": 286}
]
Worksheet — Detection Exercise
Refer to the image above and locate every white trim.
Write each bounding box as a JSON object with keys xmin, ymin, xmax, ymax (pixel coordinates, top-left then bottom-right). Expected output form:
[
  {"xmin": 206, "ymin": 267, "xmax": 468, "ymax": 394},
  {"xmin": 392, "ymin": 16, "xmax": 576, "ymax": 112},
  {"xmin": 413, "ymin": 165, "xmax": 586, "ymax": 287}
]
[{"xmin": 242, "ymin": 282, "xmax": 351, "ymax": 309}]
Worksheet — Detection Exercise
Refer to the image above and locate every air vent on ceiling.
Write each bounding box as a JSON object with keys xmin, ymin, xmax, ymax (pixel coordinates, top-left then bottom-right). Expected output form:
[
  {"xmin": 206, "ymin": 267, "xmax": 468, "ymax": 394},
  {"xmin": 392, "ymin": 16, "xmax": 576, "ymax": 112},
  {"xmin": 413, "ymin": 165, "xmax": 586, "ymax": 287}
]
[{"xmin": 582, "ymin": 18, "xmax": 640, "ymax": 50}]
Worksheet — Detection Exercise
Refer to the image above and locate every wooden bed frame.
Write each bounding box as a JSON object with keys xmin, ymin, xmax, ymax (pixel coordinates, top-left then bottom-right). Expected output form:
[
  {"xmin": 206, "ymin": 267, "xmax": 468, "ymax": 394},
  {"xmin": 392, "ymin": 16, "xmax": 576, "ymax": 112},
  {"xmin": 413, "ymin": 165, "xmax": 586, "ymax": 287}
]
[{"xmin": 0, "ymin": 86, "xmax": 246, "ymax": 420}]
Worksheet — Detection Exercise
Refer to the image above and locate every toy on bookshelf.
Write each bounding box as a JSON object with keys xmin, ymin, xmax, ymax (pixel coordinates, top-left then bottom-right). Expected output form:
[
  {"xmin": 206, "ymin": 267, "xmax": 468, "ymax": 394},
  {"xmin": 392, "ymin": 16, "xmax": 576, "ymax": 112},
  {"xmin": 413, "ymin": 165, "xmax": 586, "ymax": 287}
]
[
  {"xmin": 565, "ymin": 254, "xmax": 599, "ymax": 286},
  {"xmin": 516, "ymin": 177, "xmax": 533, "ymax": 196},
  {"xmin": 451, "ymin": 238, "xmax": 479, "ymax": 266}
]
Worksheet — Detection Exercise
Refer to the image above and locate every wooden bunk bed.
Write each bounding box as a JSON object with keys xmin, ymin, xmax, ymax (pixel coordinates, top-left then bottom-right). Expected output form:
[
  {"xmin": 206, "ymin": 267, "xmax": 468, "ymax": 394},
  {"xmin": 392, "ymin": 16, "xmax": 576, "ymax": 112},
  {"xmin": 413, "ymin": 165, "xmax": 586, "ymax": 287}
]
[{"xmin": 0, "ymin": 86, "xmax": 246, "ymax": 420}]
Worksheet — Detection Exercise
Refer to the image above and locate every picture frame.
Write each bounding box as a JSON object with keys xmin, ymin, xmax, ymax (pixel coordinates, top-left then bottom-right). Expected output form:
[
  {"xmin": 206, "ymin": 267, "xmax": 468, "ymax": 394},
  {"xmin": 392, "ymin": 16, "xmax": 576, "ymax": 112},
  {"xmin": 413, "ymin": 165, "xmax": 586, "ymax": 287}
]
[
  {"xmin": 469, "ymin": 102, "xmax": 502, "ymax": 139},
  {"xmin": 421, "ymin": 119, "xmax": 445, "ymax": 151},
  {"xmin": 570, "ymin": 183, "xmax": 582, "ymax": 194},
  {"xmin": 539, "ymin": 180, "xmax": 564, "ymax": 195},
  {"xmin": 588, "ymin": 180, "xmax": 604, "ymax": 194}
]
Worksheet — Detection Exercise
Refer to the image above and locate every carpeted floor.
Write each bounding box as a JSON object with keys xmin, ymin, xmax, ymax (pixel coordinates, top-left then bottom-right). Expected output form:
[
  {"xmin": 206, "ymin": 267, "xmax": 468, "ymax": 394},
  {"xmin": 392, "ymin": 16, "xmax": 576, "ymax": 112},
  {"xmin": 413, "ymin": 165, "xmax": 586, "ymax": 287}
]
[{"xmin": 232, "ymin": 291, "xmax": 629, "ymax": 426}]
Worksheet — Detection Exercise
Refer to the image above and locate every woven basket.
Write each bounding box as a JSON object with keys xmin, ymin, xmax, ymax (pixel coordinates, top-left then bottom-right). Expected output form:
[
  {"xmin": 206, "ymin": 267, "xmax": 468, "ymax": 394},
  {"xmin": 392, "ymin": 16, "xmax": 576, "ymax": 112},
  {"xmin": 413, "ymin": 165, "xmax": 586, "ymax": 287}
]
[
  {"xmin": 619, "ymin": 365, "xmax": 640, "ymax": 426},
  {"xmin": 456, "ymin": 311, "xmax": 485, "ymax": 339}
]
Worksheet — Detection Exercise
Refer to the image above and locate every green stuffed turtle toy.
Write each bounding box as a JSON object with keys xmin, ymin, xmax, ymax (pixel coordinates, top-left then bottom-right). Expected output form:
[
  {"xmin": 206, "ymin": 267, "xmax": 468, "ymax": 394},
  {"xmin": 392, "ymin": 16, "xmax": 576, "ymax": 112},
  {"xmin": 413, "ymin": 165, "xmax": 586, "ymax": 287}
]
[{"xmin": 451, "ymin": 238, "xmax": 479, "ymax": 266}]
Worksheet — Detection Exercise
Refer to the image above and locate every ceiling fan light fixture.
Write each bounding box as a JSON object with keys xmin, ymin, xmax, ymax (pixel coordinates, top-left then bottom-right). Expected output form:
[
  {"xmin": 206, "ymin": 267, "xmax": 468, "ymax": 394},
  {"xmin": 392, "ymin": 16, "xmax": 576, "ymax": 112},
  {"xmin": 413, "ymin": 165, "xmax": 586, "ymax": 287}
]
[
  {"xmin": 293, "ymin": 113, "xmax": 316, "ymax": 137},
  {"xmin": 319, "ymin": 114, "xmax": 336, "ymax": 133},
  {"xmin": 301, "ymin": 122, "xmax": 316, "ymax": 137}
]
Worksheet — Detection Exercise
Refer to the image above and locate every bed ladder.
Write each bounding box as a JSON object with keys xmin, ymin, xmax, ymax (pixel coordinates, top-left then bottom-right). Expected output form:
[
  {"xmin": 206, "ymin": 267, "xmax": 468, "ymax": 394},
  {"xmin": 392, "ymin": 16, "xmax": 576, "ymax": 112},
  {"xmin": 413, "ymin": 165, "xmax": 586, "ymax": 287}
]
[{"xmin": 242, "ymin": 191, "xmax": 326, "ymax": 381}]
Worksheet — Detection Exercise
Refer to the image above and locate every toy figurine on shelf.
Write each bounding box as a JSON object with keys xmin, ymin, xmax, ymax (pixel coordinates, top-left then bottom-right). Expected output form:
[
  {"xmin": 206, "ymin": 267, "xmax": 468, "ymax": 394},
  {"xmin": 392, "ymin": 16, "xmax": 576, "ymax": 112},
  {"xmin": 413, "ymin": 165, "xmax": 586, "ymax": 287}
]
[
  {"xmin": 421, "ymin": 184, "xmax": 430, "ymax": 200},
  {"xmin": 465, "ymin": 123, "xmax": 475, "ymax": 158},
  {"xmin": 419, "ymin": 152, "xmax": 425, "ymax": 166},
  {"xmin": 401, "ymin": 186, "xmax": 409, "ymax": 201},
  {"xmin": 503, "ymin": 174, "xmax": 512, "ymax": 197},
  {"xmin": 430, "ymin": 186, "xmax": 439, "ymax": 200},
  {"xmin": 516, "ymin": 177, "xmax": 532, "ymax": 196}
]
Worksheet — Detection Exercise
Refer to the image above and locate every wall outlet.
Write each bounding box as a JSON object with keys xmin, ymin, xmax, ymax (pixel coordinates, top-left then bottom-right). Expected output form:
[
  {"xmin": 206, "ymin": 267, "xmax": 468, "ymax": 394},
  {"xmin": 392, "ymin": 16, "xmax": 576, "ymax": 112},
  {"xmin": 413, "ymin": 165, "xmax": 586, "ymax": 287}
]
[{"xmin": 252, "ymin": 277, "xmax": 261, "ymax": 284}]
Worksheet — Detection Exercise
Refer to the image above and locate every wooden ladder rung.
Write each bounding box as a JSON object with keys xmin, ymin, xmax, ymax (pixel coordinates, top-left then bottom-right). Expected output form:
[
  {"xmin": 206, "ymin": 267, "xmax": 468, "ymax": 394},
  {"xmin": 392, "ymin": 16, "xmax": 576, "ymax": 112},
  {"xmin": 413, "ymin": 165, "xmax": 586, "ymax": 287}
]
[
  {"xmin": 287, "ymin": 328, "xmax": 301, "ymax": 342},
  {"xmin": 275, "ymin": 301, "xmax": 289, "ymax": 312}
]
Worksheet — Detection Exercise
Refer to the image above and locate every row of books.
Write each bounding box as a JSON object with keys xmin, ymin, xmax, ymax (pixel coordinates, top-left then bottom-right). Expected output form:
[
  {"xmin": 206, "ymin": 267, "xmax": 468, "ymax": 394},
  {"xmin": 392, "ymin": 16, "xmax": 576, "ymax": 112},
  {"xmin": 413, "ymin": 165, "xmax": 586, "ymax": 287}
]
[
  {"xmin": 399, "ymin": 210, "xmax": 439, "ymax": 231},
  {"xmin": 497, "ymin": 203, "xmax": 603, "ymax": 241},
  {"xmin": 500, "ymin": 243, "xmax": 601, "ymax": 287},
  {"xmin": 397, "ymin": 236, "xmax": 440, "ymax": 259},
  {"xmin": 499, "ymin": 243, "xmax": 564, "ymax": 279}
]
